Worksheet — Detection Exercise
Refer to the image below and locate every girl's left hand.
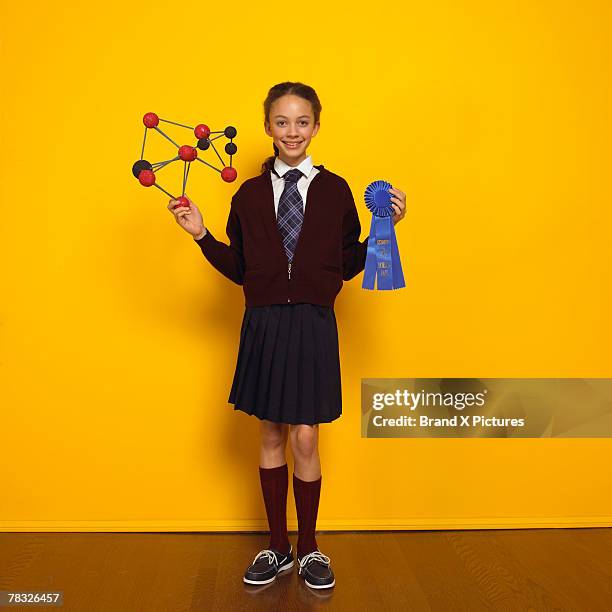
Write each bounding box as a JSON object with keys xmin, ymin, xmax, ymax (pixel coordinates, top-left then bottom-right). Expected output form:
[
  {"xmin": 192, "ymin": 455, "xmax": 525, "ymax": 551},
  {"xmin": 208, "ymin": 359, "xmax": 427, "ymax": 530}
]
[{"xmin": 389, "ymin": 187, "xmax": 407, "ymax": 225}]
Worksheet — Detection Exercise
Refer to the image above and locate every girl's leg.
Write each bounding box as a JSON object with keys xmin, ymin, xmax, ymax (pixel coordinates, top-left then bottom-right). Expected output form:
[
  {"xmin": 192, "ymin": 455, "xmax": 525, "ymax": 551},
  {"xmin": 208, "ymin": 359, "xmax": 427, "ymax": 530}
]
[
  {"xmin": 290, "ymin": 424, "xmax": 322, "ymax": 558},
  {"xmin": 258, "ymin": 420, "xmax": 291, "ymax": 554},
  {"xmin": 259, "ymin": 419, "xmax": 289, "ymax": 468}
]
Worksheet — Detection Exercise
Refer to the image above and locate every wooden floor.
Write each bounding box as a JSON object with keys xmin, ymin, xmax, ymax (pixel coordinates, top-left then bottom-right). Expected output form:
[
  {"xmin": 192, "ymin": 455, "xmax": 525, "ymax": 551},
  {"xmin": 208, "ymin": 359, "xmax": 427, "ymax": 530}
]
[{"xmin": 1, "ymin": 529, "xmax": 611, "ymax": 611}]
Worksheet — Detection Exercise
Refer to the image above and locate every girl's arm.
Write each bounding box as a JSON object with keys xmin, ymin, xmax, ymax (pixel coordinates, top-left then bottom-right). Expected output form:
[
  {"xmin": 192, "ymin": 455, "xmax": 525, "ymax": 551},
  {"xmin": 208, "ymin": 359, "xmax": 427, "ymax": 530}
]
[
  {"xmin": 194, "ymin": 199, "xmax": 245, "ymax": 285},
  {"xmin": 341, "ymin": 182, "xmax": 369, "ymax": 281}
]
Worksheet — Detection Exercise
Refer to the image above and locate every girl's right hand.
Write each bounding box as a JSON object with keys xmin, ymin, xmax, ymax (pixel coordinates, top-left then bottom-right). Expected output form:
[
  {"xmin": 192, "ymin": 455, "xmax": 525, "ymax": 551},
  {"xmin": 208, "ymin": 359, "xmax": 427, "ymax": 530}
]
[{"xmin": 167, "ymin": 194, "xmax": 205, "ymax": 238}]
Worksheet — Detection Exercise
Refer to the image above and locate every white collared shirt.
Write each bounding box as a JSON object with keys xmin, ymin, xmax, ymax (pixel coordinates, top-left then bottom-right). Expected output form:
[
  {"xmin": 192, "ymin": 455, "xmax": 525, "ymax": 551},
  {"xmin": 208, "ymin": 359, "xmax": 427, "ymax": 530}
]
[{"xmin": 271, "ymin": 155, "xmax": 320, "ymax": 217}]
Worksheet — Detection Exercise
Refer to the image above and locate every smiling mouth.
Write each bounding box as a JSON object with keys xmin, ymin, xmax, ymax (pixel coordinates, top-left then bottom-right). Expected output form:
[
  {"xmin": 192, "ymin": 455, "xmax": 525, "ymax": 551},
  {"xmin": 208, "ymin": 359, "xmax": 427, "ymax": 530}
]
[{"xmin": 282, "ymin": 141, "xmax": 302, "ymax": 148}]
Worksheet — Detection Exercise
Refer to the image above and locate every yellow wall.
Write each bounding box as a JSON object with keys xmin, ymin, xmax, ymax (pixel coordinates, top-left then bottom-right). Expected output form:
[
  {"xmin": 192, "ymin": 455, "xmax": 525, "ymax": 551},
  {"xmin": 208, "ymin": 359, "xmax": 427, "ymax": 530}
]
[{"xmin": 1, "ymin": 1, "xmax": 611, "ymax": 531}]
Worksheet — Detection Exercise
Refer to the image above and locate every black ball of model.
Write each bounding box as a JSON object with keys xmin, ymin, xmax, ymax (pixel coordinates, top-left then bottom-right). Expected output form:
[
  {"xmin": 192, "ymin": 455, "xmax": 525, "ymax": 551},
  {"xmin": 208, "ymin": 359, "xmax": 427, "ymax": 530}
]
[{"xmin": 132, "ymin": 159, "xmax": 152, "ymax": 178}]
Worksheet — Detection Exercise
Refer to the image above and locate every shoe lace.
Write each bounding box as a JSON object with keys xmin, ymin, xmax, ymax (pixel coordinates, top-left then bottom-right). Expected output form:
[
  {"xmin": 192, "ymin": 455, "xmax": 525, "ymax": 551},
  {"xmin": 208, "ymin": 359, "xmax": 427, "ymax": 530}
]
[
  {"xmin": 252, "ymin": 549, "xmax": 280, "ymax": 567},
  {"xmin": 299, "ymin": 550, "xmax": 330, "ymax": 569}
]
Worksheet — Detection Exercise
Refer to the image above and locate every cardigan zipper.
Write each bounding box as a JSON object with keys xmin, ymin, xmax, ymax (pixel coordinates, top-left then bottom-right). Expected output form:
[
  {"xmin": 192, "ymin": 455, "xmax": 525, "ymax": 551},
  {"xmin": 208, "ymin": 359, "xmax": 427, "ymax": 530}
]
[
  {"xmin": 268, "ymin": 168, "xmax": 325, "ymax": 281},
  {"xmin": 273, "ymin": 168, "xmax": 326, "ymax": 303}
]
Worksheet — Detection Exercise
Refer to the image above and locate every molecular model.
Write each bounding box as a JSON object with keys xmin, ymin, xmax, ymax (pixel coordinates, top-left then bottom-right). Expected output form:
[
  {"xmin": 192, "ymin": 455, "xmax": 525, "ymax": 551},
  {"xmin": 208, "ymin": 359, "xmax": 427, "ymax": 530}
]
[{"xmin": 132, "ymin": 112, "xmax": 237, "ymax": 208}]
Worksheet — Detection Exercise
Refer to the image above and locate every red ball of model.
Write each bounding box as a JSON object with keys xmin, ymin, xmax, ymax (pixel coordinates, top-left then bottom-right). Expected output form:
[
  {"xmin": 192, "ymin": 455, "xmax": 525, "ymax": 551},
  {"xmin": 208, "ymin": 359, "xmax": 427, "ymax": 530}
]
[
  {"xmin": 138, "ymin": 169, "xmax": 156, "ymax": 186},
  {"xmin": 221, "ymin": 166, "xmax": 237, "ymax": 182},
  {"xmin": 194, "ymin": 124, "xmax": 210, "ymax": 139},
  {"xmin": 143, "ymin": 112, "xmax": 159, "ymax": 128},
  {"xmin": 173, "ymin": 196, "xmax": 190, "ymax": 209},
  {"xmin": 178, "ymin": 145, "xmax": 198, "ymax": 161}
]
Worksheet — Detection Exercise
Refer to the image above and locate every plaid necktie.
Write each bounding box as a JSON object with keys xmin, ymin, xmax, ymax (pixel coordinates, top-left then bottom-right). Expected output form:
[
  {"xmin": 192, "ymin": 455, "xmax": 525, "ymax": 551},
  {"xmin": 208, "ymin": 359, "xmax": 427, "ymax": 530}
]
[{"xmin": 276, "ymin": 168, "xmax": 304, "ymax": 262}]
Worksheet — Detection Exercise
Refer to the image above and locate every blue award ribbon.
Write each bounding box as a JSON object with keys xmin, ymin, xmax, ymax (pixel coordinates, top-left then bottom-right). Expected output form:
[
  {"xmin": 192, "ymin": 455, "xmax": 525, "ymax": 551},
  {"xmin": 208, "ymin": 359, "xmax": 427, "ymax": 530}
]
[{"xmin": 362, "ymin": 180, "xmax": 405, "ymax": 290}]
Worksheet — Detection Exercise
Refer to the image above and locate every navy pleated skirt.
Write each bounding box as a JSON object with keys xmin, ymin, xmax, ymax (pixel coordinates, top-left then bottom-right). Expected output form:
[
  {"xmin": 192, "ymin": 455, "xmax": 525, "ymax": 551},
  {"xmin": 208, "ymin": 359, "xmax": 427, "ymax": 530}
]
[{"xmin": 228, "ymin": 303, "xmax": 342, "ymax": 425}]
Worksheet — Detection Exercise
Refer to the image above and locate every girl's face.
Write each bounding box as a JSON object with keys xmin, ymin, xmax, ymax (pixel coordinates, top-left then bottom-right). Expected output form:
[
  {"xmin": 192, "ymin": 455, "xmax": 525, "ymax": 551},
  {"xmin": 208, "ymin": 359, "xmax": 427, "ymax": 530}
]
[{"xmin": 264, "ymin": 94, "xmax": 320, "ymax": 166}]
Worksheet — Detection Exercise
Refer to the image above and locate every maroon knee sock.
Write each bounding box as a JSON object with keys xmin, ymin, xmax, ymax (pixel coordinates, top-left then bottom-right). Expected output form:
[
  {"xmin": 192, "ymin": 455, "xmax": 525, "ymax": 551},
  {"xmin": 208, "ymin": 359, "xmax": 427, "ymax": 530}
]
[
  {"xmin": 293, "ymin": 473, "xmax": 322, "ymax": 559},
  {"xmin": 259, "ymin": 463, "xmax": 290, "ymax": 554}
]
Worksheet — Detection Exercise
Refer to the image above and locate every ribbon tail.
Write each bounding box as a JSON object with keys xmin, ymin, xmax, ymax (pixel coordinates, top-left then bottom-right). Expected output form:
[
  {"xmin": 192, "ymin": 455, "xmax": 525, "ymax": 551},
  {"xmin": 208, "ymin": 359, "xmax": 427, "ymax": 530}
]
[
  {"xmin": 389, "ymin": 222, "xmax": 406, "ymax": 289},
  {"xmin": 377, "ymin": 217, "xmax": 393, "ymax": 290},
  {"xmin": 361, "ymin": 211, "xmax": 406, "ymax": 291},
  {"xmin": 362, "ymin": 215, "xmax": 377, "ymax": 290}
]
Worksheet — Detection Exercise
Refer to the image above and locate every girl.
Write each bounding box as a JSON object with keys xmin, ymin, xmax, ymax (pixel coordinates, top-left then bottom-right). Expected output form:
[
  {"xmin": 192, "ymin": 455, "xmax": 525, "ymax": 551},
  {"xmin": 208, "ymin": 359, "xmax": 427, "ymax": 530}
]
[{"xmin": 168, "ymin": 82, "xmax": 407, "ymax": 590}]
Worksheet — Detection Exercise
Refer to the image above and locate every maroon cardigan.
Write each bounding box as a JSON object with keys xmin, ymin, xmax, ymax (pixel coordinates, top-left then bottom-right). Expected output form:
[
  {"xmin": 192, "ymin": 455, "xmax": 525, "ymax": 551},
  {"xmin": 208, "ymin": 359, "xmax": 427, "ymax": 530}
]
[{"xmin": 194, "ymin": 165, "xmax": 369, "ymax": 308}]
